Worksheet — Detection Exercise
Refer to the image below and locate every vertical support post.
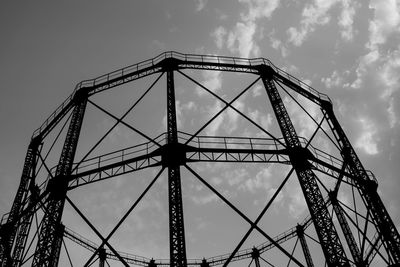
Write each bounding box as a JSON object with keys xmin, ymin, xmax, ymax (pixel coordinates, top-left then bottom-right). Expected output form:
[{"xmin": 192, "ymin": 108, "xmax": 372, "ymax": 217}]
[
  {"xmin": 98, "ymin": 247, "xmax": 106, "ymax": 267},
  {"xmin": 32, "ymin": 90, "xmax": 87, "ymax": 267},
  {"xmin": 260, "ymin": 66, "xmax": 349, "ymax": 267},
  {"xmin": 322, "ymin": 101, "xmax": 400, "ymax": 264},
  {"xmin": 296, "ymin": 225, "xmax": 314, "ymax": 267},
  {"xmin": 251, "ymin": 248, "xmax": 261, "ymax": 267},
  {"xmin": 166, "ymin": 68, "xmax": 187, "ymax": 267},
  {"xmin": 0, "ymin": 137, "xmax": 40, "ymax": 267},
  {"xmin": 200, "ymin": 259, "xmax": 209, "ymax": 267},
  {"xmin": 329, "ymin": 191, "xmax": 365, "ymax": 266}
]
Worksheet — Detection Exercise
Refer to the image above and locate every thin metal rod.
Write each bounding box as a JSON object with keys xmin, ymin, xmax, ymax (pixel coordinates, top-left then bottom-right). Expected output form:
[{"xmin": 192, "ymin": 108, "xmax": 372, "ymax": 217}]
[
  {"xmin": 36, "ymin": 110, "xmax": 73, "ymax": 177},
  {"xmin": 286, "ymin": 237, "xmax": 299, "ymax": 267},
  {"xmin": 83, "ymin": 167, "xmax": 164, "ymax": 266},
  {"xmin": 88, "ymin": 99, "xmax": 161, "ymax": 148},
  {"xmin": 37, "ymin": 151, "xmax": 54, "ymax": 179},
  {"xmin": 223, "ymin": 167, "xmax": 295, "ymax": 267},
  {"xmin": 260, "ymin": 255, "xmax": 276, "ymax": 267},
  {"xmin": 247, "ymin": 258, "xmax": 254, "ymax": 267},
  {"xmin": 337, "ymin": 200, "xmax": 389, "ymax": 264},
  {"xmin": 72, "ymin": 72, "xmax": 164, "ymax": 173},
  {"xmin": 178, "ymin": 70, "xmax": 285, "ymax": 147},
  {"xmin": 275, "ymin": 80, "xmax": 340, "ymax": 151},
  {"xmin": 184, "ymin": 164, "xmax": 305, "ymax": 267},
  {"xmin": 65, "ymin": 196, "xmax": 130, "ymax": 267},
  {"xmin": 303, "ymin": 233, "xmax": 320, "ymax": 245},
  {"xmin": 361, "ymin": 210, "xmax": 370, "ymax": 258},
  {"xmin": 62, "ymin": 239, "xmax": 74, "ymax": 267}
]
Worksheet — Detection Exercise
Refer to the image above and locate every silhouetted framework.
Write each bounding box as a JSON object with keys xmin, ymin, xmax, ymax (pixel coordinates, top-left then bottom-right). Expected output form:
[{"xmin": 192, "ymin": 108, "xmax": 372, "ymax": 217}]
[{"xmin": 0, "ymin": 52, "xmax": 399, "ymax": 267}]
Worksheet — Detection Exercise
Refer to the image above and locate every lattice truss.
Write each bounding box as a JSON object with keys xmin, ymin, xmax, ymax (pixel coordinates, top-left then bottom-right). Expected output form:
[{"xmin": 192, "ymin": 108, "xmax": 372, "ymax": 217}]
[{"xmin": 0, "ymin": 52, "xmax": 399, "ymax": 267}]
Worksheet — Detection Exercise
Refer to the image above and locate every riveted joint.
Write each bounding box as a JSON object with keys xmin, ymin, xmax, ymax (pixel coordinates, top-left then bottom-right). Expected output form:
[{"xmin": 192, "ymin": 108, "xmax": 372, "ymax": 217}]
[
  {"xmin": 73, "ymin": 87, "xmax": 89, "ymax": 104},
  {"xmin": 46, "ymin": 175, "xmax": 69, "ymax": 198},
  {"xmin": 289, "ymin": 146, "xmax": 314, "ymax": 170},
  {"xmin": 159, "ymin": 57, "xmax": 182, "ymax": 72},
  {"xmin": 256, "ymin": 64, "xmax": 276, "ymax": 80}
]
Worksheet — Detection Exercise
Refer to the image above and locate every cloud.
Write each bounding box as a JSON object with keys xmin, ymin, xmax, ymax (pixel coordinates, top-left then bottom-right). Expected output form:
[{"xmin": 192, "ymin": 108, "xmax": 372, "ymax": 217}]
[
  {"xmin": 287, "ymin": 0, "xmax": 358, "ymax": 46},
  {"xmin": 239, "ymin": 0, "xmax": 280, "ymax": 22},
  {"xmin": 224, "ymin": 99, "xmax": 245, "ymax": 134},
  {"xmin": 191, "ymin": 193, "xmax": 219, "ymax": 205},
  {"xmin": 196, "ymin": 70, "xmax": 223, "ymax": 96},
  {"xmin": 351, "ymin": 50, "xmax": 380, "ymax": 89},
  {"xmin": 195, "ymin": 0, "xmax": 208, "ymax": 12},
  {"xmin": 367, "ymin": 0, "xmax": 400, "ymax": 51},
  {"xmin": 288, "ymin": 184, "xmax": 307, "ymax": 219},
  {"xmin": 338, "ymin": 0, "xmax": 357, "ymax": 41},
  {"xmin": 269, "ymin": 34, "xmax": 289, "ymax": 58},
  {"xmin": 212, "ymin": 0, "xmax": 280, "ymax": 57},
  {"xmin": 227, "ymin": 21, "xmax": 260, "ymax": 58},
  {"xmin": 321, "ymin": 70, "xmax": 343, "ymax": 89},
  {"xmin": 355, "ymin": 117, "xmax": 379, "ymax": 155},
  {"xmin": 248, "ymin": 108, "xmax": 273, "ymax": 131},
  {"xmin": 205, "ymin": 100, "xmax": 225, "ymax": 136},
  {"xmin": 241, "ymin": 167, "xmax": 272, "ymax": 193},
  {"xmin": 211, "ymin": 26, "xmax": 227, "ymax": 49}
]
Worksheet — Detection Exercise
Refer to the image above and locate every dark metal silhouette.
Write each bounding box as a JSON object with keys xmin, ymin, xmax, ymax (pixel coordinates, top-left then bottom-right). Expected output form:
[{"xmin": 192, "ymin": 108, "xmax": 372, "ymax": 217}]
[{"xmin": 0, "ymin": 52, "xmax": 398, "ymax": 267}]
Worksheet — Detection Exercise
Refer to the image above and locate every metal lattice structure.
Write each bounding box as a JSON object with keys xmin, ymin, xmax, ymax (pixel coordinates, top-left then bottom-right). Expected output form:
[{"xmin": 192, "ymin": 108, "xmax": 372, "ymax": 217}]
[{"xmin": 0, "ymin": 51, "xmax": 399, "ymax": 267}]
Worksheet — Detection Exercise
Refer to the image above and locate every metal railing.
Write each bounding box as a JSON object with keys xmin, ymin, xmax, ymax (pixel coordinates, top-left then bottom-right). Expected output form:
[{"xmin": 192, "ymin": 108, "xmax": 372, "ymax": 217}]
[{"xmin": 32, "ymin": 52, "xmax": 331, "ymax": 139}]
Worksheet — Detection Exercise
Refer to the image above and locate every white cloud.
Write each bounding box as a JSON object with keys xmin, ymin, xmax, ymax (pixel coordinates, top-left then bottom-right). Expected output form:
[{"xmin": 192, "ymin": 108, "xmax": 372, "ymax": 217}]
[
  {"xmin": 287, "ymin": 0, "xmax": 336, "ymax": 46},
  {"xmin": 269, "ymin": 34, "xmax": 289, "ymax": 58},
  {"xmin": 352, "ymin": 1, "xmax": 400, "ymax": 90},
  {"xmin": 355, "ymin": 117, "xmax": 379, "ymax": 155},
  {"xmin": 212, "ymin": 26, "xmax": 227, "ymax": 49},
  {"xmin": 241, "ymin": 167, "xmax": 272, "ymax": 193},
  {"xmin": 351, "ymin": 50, "xmax": 380, "ymax": 89},
  {"xmin": 227, "ymin": 21, "xmax": 260, "ymax": 58},
  {"xmin": 195, "ymin": 0, "xmax": 208, "ymax": 12},
  {"xmin": 379, "ymin": 50, "xmax": 400, "ymax": 99},
  {"xmin": 239, "ymin": 0, "xmax": 280, "ymax": 22},
  {"xmin": 223, "ymin": 168, "xmax": 249, "ymax": 186},
  {"xmin": 367, "ymin": 0, "xmax": 400, "ymax": 51},
  {"xmin": 248, "ymin": 108, "xmax": 273, "ymax": 131},
  {"xmin": 212, "ymin": 0, "xmax": 280, "ymax": 57},
  {"xmin": 225, "ymin": 99, "xmax": 245, "ymax": 134},
  {"xmin": 287, "ymin": 0, "xmax": 359, "ymax": 46},
  {"xmin": 197, "ymin": 70, "xmax": 223, "ymax": 96},
  {"xmin": 191, "ymin": 193, "xmax": 219, "ymax": 205},
  {"xmin": 338, "ymin": 0, "xmax": 357, "ymax": 41},
  {"xmin": 321, "ymin": 70, "xmax": 343, "ymax": 89},
  {"xmin": 288, "ymin": 184, "xmax": 307, "ymax": 219},
  {"xmin": 252, "ymin": 84, "xmax": 263, "ymax": 97},
  {"xmin": 205, "ymin": 100, "xmax": 225, "ymax": 136}
]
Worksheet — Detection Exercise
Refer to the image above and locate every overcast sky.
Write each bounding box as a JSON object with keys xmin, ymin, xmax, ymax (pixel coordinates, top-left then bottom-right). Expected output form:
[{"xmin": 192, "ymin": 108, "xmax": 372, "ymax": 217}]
[{"xmin": 0, "ymin": 0, "xmax": 399, "ymax": 266}]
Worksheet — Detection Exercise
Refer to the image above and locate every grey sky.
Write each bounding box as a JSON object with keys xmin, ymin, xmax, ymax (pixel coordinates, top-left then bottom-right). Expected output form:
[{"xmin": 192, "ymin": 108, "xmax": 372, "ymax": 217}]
[{"xmin": 1, "ymin": 0, "xmax": 399, "ymax": 265}]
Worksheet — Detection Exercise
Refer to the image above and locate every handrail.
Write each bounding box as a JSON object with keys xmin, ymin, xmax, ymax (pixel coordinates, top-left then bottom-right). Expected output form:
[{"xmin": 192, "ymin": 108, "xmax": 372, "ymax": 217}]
[{"xmin": 31, "ymin": 51, "xmax": 331, "ymax": 139}]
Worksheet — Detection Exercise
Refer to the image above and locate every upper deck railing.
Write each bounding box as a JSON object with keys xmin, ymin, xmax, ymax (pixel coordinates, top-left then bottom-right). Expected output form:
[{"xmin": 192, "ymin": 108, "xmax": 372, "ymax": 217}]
[{"xmin": 32, "ymin": 51, "xmax": 331, "ymax": 139}]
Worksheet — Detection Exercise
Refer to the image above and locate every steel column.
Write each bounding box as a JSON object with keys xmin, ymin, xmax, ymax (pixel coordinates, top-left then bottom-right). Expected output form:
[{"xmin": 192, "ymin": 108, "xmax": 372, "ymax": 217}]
[
  {"xmin": 260, "ymin": 67, "xmax": 349, "ymax": 267},
  {"xmin": 32, "ymin": 91, "xmax": 87, "ymax": 267},
  {"xmin": 0, "ymin": 137, "xmax": 40, "ymax": 267},
  {"xmin": 322, "ymin": 102, "xmax": 400, "ymax": 264},
  {"xmin": 329, "ymin": 191, "xmax": 365, "ymax": 266},
  {"xmin": 296, "ymin": 225, "xmax": 314, "ymax": 267},
  {"xmin": 166, "ymin": 69, "xmax": 187, "ymax": 267}
]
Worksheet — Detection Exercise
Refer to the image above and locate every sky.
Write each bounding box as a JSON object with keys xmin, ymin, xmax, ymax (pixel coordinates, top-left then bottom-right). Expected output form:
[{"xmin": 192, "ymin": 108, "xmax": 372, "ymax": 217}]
[{"xmin": 0, "ymin": 0, "xmax": 400, "ymax": 266}]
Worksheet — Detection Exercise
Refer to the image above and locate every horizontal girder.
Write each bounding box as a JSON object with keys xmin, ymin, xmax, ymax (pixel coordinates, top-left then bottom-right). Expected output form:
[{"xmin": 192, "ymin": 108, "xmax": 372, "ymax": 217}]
[
  {"xmin": 54, "ymin": 133, "xmax": 370, "ymax": 191},
  {"xmin": 32, "ymin": 52, "xmax": 330, "ymax": 140}
]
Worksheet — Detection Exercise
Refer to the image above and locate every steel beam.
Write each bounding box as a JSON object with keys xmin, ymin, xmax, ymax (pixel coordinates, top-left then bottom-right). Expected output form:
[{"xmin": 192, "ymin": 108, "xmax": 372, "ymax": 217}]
[
  {"xmin": 166, "ymin": 69, "xmax": 187, "ymax": 267},
  {"xmin": 260, "ymin": 67, "xmax": 349, "ymax": 267},
  {"xmin": 296, "ymin": 225, "xmax": 314, "ymax": 267},
  {"xmin": 322, "ymin": 102, "xmax": 400, "ymax": 264},
  {"xmin": 32, "ymin": 90, "xmax": 87, "ymax": 267},
  {"xmin": 0, "ymin": 137, "xmax": 40, "ymax": 267}
]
